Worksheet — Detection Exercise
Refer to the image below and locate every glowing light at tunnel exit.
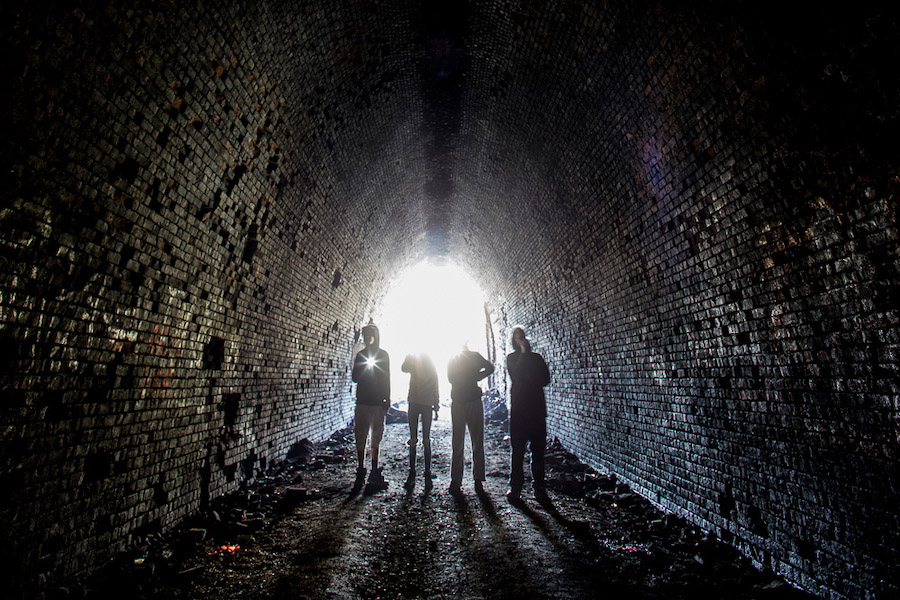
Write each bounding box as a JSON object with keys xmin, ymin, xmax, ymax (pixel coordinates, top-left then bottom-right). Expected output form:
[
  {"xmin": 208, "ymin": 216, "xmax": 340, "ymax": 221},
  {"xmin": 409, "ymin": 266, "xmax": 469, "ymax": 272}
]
[{"xmin": 378, "ymin": 261, "xmax": 488, "ymax": 405}]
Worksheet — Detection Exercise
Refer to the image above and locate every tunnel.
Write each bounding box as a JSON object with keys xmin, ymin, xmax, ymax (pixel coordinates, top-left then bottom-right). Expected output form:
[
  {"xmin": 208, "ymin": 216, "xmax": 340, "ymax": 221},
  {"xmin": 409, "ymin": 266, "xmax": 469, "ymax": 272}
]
[{"xmin": 1, "ymin": 1, "xmax": 899, "ymax": 598}]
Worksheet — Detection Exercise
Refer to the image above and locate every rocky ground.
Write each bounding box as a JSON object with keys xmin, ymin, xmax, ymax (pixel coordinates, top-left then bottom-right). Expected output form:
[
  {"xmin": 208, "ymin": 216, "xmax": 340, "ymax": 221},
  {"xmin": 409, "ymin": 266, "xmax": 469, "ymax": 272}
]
[{"xmin": 63, "ymin": 403, "xmax": 819, "ymax": 599}]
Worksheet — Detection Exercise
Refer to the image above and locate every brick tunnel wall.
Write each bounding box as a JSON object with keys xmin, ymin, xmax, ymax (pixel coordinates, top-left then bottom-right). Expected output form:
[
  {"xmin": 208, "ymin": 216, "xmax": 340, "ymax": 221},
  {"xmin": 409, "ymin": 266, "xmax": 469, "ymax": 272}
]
[
  {"xmin": 2, "ymin": 1, "xmax": 899, "ymax": 599},
  {"xmin": 451, "ymin": 3, "xmax": 899, "ymax": 599},
  {"xmin": 1, "ymin": 0, "xmax": 429, "ymax": 591}
]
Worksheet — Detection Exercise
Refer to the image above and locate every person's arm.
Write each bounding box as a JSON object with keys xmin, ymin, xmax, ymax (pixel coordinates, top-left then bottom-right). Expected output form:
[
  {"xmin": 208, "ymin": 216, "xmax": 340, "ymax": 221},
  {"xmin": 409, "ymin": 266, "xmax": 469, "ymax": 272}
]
[
  {"xmin": 383, "ymin": 351, "xmax": 391, "ymax": 401},
  {"xmin": 538, "ymin": 354, "xmax": 551, "ymax": 387},
  {"xmin": 430, "ymin": 372, "xmax": 440, "ymax": 412},
  {"xmin": 352, "ymin": 351, "xmax": 366, "ymax": 382},
  {"xmin": 425, "ymin": 361, "xmax": 440, "ymax": 413},
  {"xmin": 476, "ymin": 354, "xmax": 494, "ymax": 381},
  {"xmin": 506, "ymin": 352, "xmax": 520, "ymax": 381}
]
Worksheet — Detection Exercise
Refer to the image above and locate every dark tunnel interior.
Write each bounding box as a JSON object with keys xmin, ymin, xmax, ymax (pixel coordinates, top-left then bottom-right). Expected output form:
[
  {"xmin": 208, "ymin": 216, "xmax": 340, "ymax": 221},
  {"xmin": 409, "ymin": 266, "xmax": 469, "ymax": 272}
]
[{"xmin": 1, "ymin": 1, "xmax": 899, "ymax": 598}]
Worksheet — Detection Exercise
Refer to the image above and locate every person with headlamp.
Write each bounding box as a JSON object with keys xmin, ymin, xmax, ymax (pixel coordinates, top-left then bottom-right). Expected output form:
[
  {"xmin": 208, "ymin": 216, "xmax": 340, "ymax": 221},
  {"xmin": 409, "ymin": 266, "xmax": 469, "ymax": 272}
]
[{"xmin": 351, "ymin": 320, "xmax": 391, "ymax": 490}]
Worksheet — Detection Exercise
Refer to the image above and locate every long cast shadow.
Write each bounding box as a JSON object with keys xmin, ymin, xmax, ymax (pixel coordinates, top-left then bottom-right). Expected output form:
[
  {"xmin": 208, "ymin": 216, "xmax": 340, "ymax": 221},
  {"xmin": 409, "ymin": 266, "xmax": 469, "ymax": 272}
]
[
  {"xmin": 507, "ymin": 495, "xmax": 650, "ymax": 598},
  {"xmin": 263, "ymin": 492, "xmax": 368, "ymax": 598},
  {"xmin": 453, "ymin": 489, "xmax": 549, "ymax": 599},
  {"xmin": 534, "ymin": 495, "xmax": 599, "ymax": 548}
]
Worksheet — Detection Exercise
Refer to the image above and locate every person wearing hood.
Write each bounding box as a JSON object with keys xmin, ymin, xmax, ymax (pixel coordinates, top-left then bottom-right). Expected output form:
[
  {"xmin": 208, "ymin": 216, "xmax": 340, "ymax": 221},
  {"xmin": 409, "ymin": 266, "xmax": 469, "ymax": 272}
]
[
  {"xmin": 506, "ymin": 326, "xmax": 551, "ymax": 504},
  {"xmin": 351, "ymin": 321, "xmax": 391, "ymax": 489},
  {"xmin": 401, "ymin": 352, "xmax": 440, "ymax": 491},
  {"xmin": 447, "ymin": 344, "xmax": 494, "ymax": 496}
]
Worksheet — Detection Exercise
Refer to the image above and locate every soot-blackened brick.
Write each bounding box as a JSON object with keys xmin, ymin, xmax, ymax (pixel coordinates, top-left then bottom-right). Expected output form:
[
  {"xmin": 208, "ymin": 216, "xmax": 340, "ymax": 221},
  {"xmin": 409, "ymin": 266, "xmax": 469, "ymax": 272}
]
[
  {"xmin": 451, "ymin": 4, "xmax": 898, "ymax": 599},
  {"xmin": 3, "ymin": 0, "xmax": 413, "ymax": 590},
  {"xmin": 83, "ymin": 452, "xmax": 112, "ymax": 485},
  {"xmin": 202, "ymin": 336, "xmax": 226, "ymax": 370},
  {"xmin": 222, "ymin": 393, "xmax": 240, "ymax": 431},
  {"xmin": 2, "ymin": 2, "xmax": 898, "ymax": 599}
]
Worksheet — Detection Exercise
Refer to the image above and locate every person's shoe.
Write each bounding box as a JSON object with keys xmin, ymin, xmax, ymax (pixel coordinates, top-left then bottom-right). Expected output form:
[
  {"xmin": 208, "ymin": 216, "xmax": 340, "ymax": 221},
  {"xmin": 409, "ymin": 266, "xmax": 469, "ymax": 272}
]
[
  {"xmin": 368, "ymin": 467, "xmax": 386, "ymax": 486},
  {"xmin": 506, "ymin": 488, "xmax": 522, "ymax": 504},
  {"xmin": 352, "ymin": 467, "xmax": 367, "ymax": 491},
  {"xmin": 404, "ymin": 469, "xmax": 416, "ymax": 491},
  {"xmin": 534, "ymin": 487, "xmax": 550, "ymax": 504},
  {"xmin": 474, "ymin": 480, "xmax": 485, "ymax": 495},
  {"xmin": 448, "ymin": 482, "xmax": 462, "ymax": 496},
  {"xmin": 424, "ymin": 471, "xmax": 433, "ymax": 492}
]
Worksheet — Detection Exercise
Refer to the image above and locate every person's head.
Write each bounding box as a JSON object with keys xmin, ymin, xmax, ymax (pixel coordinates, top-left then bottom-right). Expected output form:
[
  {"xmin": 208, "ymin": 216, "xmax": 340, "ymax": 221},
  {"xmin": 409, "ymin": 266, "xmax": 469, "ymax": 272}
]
[
  {"xmin": 511, "ymin": 326, "xmax": 528, "ymax": 352},
  {"xmin": 411, "ymin": 352, "xmax": 433, "ymax": 370},
  {"xmin": 362, "ymin": 321, "xmax": 380, "ymax": 349}
]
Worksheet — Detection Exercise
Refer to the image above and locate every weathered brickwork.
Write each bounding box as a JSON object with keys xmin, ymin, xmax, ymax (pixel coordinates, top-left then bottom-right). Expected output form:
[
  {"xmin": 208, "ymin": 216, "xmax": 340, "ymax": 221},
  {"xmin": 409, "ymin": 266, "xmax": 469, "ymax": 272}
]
[
  {"xmin": 453, "ymin": 3, "xmax": 898, "ymax": 599},
  {"xmin": 1, "ymin": 0, "xmax": 427, "ymax": 591},
  {"xmin": 2, "ymin": 1, "xmax": 898, "ymax": 599}
]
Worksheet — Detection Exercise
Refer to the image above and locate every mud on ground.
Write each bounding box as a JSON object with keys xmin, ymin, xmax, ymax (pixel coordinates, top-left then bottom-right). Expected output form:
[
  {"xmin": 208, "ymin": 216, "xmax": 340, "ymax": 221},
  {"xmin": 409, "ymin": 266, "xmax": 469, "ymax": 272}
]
[{"xmin": 69, "ymin": 414, "xmax": 819, "ymax": 599}]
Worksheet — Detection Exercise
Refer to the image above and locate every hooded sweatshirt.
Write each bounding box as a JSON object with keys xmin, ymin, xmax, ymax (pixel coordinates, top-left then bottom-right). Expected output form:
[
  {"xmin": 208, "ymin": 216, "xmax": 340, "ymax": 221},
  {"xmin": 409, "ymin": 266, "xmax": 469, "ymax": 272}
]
[
  {"xmin": 506, "ymin": 340, "xmax": 550, "ymax": 423},
  {"xmin": 352, "ymin": 325, "xmax": 390, "ymax": 406},
  {"xmin": 401, "ymin": 353, "xmax": 439, "ymax": 409}
]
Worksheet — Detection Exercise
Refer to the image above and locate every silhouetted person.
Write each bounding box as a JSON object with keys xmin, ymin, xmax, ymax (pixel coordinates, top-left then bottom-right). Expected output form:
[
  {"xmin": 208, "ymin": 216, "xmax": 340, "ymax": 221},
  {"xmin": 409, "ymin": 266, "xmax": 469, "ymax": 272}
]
[
  {"xmin": 506, "ymin": 326, "xmax": 551, "ymax": 504},
  {"xmin": 401, "ymin": 353, "xmax": 440, "ymax": 491},
  {"xmin": 447, "ymin": 346, "xmax": 494, "ymax": 495},
  {"xmin": 351, "ymin": 321, "xmax": 390, "ymax": 489}
]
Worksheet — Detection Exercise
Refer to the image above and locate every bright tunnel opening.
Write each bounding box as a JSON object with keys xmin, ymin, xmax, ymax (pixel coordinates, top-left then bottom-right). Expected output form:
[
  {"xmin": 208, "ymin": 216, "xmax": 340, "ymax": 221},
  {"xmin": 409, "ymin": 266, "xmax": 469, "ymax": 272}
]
[{"xmin": 378, "ymin": 260, "xmax": 490, "ymax": 406}]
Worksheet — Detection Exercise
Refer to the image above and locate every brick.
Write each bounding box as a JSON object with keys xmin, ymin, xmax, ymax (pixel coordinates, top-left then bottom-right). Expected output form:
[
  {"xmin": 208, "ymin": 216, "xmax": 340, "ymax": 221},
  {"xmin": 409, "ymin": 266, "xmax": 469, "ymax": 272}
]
[{"xmin": 2, "ymin": 3, "xmax": 898, "ymax": 600}]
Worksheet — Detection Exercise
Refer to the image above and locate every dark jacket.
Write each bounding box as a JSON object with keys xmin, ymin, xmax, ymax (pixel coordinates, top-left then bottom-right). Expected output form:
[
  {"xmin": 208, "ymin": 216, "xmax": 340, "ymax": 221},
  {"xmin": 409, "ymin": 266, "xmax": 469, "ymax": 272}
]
[
  {"xmin": 447, "ymin": 349, "xmax": 494, "ymax": 403},
  {"xmin": 507, "ymin": 349, "xmax": 550, "ymax": 422},
  {"xmin": 401, "ymin": 353, "xmax": 439, "ymax": 409},
  {"xmin": 352, "ymin": 344, "xmax": 390, "ymax": 407}
]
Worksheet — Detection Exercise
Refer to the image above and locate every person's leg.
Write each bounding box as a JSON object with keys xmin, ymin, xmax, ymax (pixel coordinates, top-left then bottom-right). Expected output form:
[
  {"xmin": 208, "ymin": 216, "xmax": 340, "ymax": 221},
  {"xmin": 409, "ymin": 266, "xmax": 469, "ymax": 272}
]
[
  {"xmin": 530, "ymin": 423, "xmax": 547, "ymax": 497},
  {"xmin": 509, "ymin": 425, "xmax": 526, "ymax": 498},
  {"xmin": 468, "ymin": 400, "xmax": 486, "ymax": 483},
  {"xmin": 407, "ymin": 405, "xmax": 421, "ymax": 470},
  {"xmin": 405, "ymin": 405, "xmax": 421, "ymax": 489},
  {"xmin": 369, "ymin": 405, "xmax": 387, "ymax": 482},
  {"xmin": 420, "ymin": 406, "xmax": 433, "ymax": 475},
  {"xmin": 353, "ymin": 405, "xmax": 370, "ymax": 485},
  {"xmin": 354, "ymin": 405, "xmax": 369, "ymax": 467},
  {"xmin": 449, "ymin": 401, "xmax": 465, "ymax": 490}
]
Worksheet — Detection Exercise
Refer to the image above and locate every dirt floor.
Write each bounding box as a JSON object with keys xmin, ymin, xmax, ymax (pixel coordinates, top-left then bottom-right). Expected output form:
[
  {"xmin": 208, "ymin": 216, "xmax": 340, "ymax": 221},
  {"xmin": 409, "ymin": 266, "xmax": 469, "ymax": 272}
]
[{"xmin": 70, "ymin": 411, "xmax": 820, "ymax": 600}]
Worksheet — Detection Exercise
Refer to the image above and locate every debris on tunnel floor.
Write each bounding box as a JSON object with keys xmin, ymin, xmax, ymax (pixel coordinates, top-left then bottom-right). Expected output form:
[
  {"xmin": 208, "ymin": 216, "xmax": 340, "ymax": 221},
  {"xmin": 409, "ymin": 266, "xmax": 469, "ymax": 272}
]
[
  {"xmin": 483, "ymin": 388, "xmax": 509, "ymax": 428},
  {"xmin": 63, "ymin": 416, "xmax": 819, "ymax": 600},
  {"xmin": 385, "ymin": 403, "xmax": 408, "ymax": 424}
]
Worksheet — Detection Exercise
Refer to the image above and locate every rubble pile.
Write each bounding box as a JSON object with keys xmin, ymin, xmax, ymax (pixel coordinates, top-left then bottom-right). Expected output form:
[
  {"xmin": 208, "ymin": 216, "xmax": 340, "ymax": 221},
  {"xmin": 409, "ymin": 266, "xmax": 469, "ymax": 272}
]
[
  {"xmin": 66, "ymin": 427, "xmax": 356, "ymax": 599},
  {"xmin": 385, "ymin": 403, "xmax": 408, "ymax": 424},
  {"xmin": 538, "ymin": 437, "xmax": 805, "ymax": 597},
  {"xmin": 543, "ymin": 438, "xmax": 618, "ymax": 497},
  {"xmin": 482, "ymin": 388, "xmax": 509, "ymax": 427}
]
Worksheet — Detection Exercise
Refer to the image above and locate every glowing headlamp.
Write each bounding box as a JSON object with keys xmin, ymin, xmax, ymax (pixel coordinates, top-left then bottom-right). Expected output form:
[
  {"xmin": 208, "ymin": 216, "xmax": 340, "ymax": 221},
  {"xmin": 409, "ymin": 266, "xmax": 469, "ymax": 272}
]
[{"xmin": 365, "ymin": 356, "xmax": 377, "ymax": 369}]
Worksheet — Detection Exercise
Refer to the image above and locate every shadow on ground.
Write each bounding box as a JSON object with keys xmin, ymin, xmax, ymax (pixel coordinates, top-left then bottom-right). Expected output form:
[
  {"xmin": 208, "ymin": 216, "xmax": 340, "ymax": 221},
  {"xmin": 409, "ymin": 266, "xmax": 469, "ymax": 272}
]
[{"xmin": 64, "ymin": 413, "xmax": 820, "ymax": 599}]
